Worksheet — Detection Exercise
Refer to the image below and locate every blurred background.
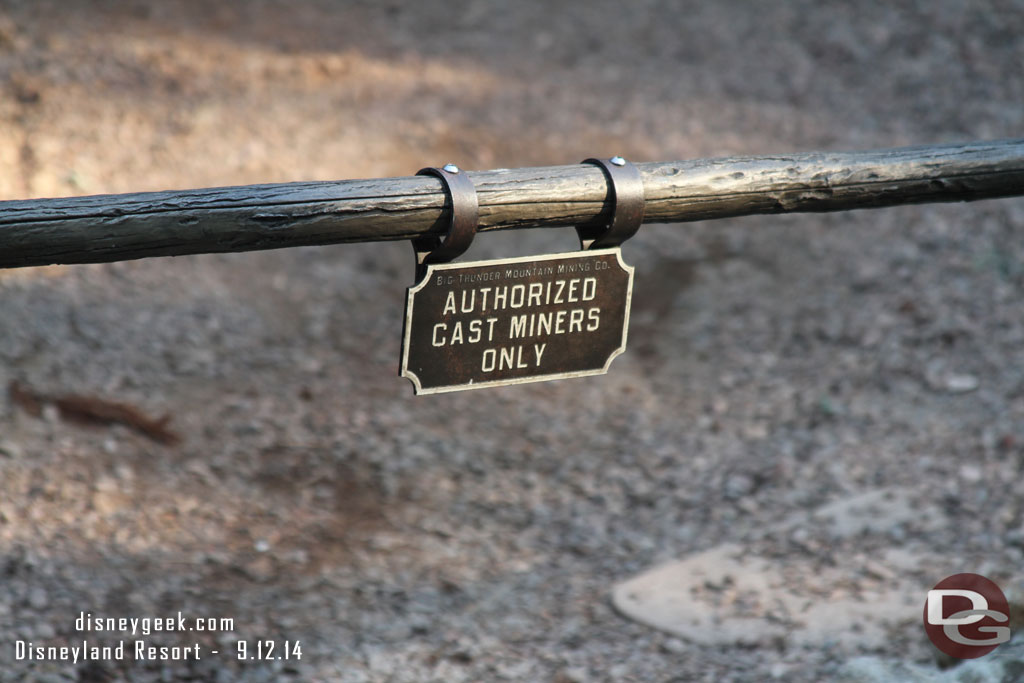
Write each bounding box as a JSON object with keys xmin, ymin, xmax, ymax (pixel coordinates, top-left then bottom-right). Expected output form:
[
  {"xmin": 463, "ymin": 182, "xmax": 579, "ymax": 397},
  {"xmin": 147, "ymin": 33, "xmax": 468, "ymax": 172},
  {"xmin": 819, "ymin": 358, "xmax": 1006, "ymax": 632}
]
[{"xmin": 1, "ymin": 1, "xmax": 1023, "ymax": 680}]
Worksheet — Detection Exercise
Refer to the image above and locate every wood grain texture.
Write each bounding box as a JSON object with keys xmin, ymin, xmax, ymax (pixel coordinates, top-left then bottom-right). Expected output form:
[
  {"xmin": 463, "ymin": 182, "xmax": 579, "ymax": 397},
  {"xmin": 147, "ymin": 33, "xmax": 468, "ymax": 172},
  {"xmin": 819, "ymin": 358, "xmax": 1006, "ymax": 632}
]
[{"xmin": 1, "ymin": 139, "xmax": 1022, "ymax": 268}]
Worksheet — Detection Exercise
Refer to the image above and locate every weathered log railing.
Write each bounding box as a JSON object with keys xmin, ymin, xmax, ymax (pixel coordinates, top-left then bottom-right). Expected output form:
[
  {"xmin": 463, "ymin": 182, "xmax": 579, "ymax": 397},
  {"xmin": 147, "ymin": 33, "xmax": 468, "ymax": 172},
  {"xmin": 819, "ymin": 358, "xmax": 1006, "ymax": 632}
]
[{"xmin": 1, "ymin": 139, "xmax": 1022, "ymax": 269}]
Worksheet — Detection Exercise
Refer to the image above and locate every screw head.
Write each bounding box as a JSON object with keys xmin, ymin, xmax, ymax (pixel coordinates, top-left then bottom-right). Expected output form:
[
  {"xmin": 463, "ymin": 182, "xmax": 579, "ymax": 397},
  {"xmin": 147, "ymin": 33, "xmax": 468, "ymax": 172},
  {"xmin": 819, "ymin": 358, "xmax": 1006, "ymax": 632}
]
[
  {"xmin": 442, "ymin": 163, "xmax": 460, "ymax": 173},
  {"xmin": 610, "ymin": 156, "xmax": 626, "ymax": 166}
]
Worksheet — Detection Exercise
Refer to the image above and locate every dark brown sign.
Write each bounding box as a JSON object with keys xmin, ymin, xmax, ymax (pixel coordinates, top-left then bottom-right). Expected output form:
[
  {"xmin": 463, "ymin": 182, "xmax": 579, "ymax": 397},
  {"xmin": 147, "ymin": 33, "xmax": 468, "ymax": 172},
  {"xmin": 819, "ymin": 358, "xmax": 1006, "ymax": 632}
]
[{"xmin": 400, "ymin": 248, "xmax": 633, "ymax": 394}]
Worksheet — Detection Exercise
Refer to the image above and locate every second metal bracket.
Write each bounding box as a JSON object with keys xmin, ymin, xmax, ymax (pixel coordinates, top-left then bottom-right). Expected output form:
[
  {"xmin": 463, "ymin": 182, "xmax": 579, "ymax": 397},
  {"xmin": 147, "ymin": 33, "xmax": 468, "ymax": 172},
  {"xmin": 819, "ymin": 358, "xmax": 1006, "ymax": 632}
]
[{"xmin": 577, "ymin": 156, "xmax": 645, "ymax": 250}]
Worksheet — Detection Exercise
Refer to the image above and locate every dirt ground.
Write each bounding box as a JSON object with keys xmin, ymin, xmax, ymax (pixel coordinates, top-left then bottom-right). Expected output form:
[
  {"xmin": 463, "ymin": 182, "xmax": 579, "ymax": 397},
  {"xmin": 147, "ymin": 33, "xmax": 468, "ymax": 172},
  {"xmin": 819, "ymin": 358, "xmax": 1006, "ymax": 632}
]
[{"xmin": 1, "ymin": 1, "xmax": 1023, "ymax": 681}]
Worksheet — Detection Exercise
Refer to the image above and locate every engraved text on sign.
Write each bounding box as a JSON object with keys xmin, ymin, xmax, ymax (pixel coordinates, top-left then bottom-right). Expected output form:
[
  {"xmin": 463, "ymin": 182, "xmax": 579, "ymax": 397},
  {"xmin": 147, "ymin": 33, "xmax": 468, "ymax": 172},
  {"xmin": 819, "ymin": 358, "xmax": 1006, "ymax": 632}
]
[{"xmin": 401, "ymin": 249, "xmax": 633, "ymax": 394}]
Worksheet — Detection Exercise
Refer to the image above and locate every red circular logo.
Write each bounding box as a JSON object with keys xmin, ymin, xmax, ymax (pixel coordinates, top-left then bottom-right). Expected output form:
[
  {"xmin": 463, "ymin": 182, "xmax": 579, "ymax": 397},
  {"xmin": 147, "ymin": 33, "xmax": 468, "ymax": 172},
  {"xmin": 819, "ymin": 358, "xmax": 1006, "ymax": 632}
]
[{"xmin": 923, "ymin": 573, "xmax": 1011, "ymax": 659}]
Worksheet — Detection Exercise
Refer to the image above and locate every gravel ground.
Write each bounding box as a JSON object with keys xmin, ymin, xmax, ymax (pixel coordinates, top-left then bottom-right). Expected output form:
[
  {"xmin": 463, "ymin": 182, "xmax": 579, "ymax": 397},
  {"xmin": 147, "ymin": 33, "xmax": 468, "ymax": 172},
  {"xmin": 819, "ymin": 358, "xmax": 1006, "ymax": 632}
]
[{"xmin": 1, "ymin": 1, "xmax": 1024, "ymax": 681}]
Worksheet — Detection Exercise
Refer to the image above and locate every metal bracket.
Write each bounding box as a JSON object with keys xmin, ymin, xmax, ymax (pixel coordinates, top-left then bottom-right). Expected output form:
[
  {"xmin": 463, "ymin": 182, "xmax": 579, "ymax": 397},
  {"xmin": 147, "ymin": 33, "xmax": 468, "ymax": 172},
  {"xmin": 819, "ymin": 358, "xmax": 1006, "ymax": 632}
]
[
  {"xmin": 577, "ymin": 156, "xmax": 645, "ymax": 250},
  {"xmin": 413, "ymin": 163, "xmax": 478, "ymax": 279}
]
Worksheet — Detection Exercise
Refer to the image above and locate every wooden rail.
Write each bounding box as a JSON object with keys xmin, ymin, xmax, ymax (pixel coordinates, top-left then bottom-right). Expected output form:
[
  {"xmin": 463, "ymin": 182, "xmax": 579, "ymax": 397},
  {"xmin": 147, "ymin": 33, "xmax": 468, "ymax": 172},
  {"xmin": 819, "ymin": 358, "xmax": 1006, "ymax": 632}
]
[{"xmin": 1, "ymin": 139, "xmax": 1022, "ymax": 269}]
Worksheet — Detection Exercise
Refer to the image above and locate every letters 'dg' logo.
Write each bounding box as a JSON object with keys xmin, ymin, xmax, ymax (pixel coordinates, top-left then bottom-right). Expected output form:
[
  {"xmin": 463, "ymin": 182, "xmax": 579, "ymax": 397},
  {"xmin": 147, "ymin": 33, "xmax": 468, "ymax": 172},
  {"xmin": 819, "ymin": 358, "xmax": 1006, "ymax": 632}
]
[{"xmin": 924, "ymin": 573, "xmax": 1011, "ymax": 659}]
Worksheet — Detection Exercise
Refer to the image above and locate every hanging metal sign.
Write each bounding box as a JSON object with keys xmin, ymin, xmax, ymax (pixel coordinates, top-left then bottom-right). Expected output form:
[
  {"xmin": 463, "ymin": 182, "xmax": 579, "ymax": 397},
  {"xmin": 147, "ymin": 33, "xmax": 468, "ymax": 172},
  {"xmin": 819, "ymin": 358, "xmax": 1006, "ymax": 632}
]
[
  {"xmin": 400, "ymin": 249, "xmax": 633, "ymax": 394},
  {"xmin": 399, "ymin": 157, "xmax": 643, "ymax": 395}
]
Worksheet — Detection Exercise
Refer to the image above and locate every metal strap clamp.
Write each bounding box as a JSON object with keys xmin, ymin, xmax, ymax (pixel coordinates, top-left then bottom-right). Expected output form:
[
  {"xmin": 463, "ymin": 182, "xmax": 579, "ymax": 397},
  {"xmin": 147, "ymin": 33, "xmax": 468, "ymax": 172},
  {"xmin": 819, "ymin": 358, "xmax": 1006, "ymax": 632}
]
[
  {"xmin": 577, "ymin": 156, "xmax": 645, "ymax": 250},
  {"xmin": 413, "ymin": 163, "xmax": 478, "ymax": 279}
]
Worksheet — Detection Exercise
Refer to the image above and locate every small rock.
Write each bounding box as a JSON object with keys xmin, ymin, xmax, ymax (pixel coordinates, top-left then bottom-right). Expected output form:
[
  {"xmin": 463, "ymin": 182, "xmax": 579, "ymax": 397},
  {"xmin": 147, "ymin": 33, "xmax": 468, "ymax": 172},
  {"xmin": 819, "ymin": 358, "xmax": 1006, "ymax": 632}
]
[
  {"xmin": 959, "ymin": 464, "xmax": 982, "ymax": 483},
  {"xmin": 407, "ymin": 613, "xmax": 432, "ymax": 635},
  {"xmin": 861, "ymin": 560, "xmax": 895, "ymax": 582},
  {"xmin": 944, "ymin": 374, "xmax": 979, "ymax": 394},
  {"xmin": 34, "ymin": 622, "xmax": 55, "ymax": 639},
  {"xmin": 742, "ymin": 422, "xmax": 769, "ymax": 440},
  {"xmin": 609, "ymin": 664, "xmax": 631, "ymax": 679},
  {"xmin": 27, "ymin": 587, "xmax": 48, "ymax": 610},
  {"xmin": 660, "ymin": 637, "xmax": 687, "ymax": 654},
  {"xmin": 556, "ymin": 667, "xmax": 589, "ymax": 683},
  {"xmin": 725, "ymin": 474, "xmax": 754, "ymax": 499}
]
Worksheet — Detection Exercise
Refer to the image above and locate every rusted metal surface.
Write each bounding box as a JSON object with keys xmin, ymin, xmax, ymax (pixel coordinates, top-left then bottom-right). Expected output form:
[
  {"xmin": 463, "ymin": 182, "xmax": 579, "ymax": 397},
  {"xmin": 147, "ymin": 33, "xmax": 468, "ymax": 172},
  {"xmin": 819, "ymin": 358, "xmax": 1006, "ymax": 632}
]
[{"xmin": 400, "ymin": 249, "xmax": 633, "ymax": 394}]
